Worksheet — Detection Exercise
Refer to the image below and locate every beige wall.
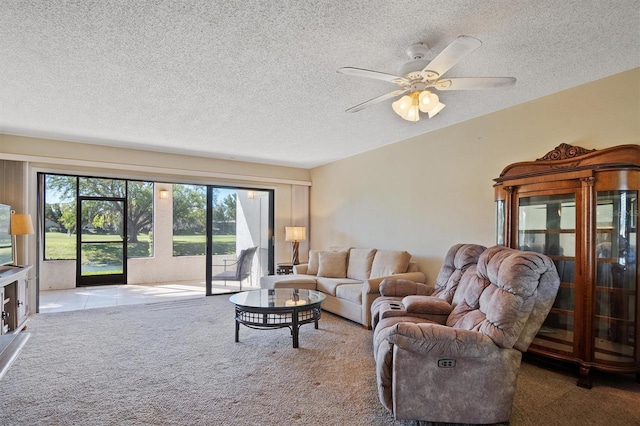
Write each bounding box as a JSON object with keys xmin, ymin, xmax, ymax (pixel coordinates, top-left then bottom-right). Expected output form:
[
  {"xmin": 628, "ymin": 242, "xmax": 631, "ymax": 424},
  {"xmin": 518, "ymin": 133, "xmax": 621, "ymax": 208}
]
[{"xmin": 309, "ymin": 68, "xmax": 640, "ymax": 283}]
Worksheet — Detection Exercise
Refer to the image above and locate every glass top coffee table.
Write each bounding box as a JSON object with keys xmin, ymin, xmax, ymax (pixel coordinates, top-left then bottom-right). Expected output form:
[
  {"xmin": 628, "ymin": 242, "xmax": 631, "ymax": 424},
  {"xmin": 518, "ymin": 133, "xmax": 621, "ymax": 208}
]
[{"xmin": 229, "ymin": 289, "xmax": 326, "ymax": 348}]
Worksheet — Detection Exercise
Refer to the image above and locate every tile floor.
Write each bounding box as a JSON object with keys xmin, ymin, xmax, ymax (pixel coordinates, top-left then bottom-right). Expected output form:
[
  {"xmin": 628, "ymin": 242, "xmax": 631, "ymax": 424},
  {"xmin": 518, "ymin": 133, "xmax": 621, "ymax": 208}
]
[{"xmin": 39, "ymin": 281, "xmax": 259, "ymax": 313}]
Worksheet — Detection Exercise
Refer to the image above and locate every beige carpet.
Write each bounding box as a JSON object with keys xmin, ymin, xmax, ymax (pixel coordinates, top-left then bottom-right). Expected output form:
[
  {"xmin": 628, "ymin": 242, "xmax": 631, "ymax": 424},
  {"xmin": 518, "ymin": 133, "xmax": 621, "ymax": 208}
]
[{"xmin": 0, "ymin": 296, "xmax": 638, "ymax": 425}]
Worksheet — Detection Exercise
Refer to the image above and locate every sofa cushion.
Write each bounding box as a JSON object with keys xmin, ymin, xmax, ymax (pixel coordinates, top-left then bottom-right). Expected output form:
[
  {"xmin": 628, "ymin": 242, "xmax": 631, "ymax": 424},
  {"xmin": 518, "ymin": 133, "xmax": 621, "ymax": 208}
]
[
  {"xmin": 307, "ymin": 247, "xmax": 349, "ymax": 275},
  {"xmin": 316, "ymin": 277, "xmax": 362, "ymax": 296},
  {"xmin": 347, "ymin": 248, "xmax": 377, "ymax": 280},
  {"xmin": 306, "ymin": 249, "xmax": 321, "ymax": 275},
  {"xmin": 370, "ymin": 250, "xmax": 411, "ymax": 278},
  {"xmin": 336, "ymin": 283, "xmax": 363, "ymax": 304},
  {"xmin": 317, "ymin": 251, "xmax": 348, "ymax": 278}
]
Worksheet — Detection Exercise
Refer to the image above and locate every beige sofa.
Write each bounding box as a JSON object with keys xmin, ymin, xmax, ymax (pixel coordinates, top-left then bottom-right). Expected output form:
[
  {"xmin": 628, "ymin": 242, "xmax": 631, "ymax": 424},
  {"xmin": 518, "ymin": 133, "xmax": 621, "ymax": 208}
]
[{"xmin": 260, "ymin": 248, "xmax": 425, "ymax": 328}]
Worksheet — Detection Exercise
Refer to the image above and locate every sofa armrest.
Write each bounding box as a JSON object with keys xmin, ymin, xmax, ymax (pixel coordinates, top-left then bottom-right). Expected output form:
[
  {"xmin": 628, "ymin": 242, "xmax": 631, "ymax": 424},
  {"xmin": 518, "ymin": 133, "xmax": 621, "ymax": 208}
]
[
  {"xmin": 363, "ymin": 271, "xmax": 426, "ymax": 295},
  {"xmin": 379, "ymin": 278, "xmax": 433, "ymax": 297},
  {"xmin": 293, "ymin": 263, "xmax": 309, "ymax": 274}
]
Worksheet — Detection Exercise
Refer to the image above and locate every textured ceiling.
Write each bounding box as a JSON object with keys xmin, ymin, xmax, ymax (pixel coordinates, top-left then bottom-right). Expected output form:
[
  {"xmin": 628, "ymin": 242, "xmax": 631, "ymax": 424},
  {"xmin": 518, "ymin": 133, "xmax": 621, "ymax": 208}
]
[{"xmin": 1, "ymin": 1, "xmax": 639, "ymax": 169}]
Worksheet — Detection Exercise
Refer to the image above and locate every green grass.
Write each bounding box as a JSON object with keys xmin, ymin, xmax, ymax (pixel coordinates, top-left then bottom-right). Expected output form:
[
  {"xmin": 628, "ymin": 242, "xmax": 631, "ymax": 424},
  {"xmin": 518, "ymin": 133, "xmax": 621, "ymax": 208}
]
[
  {"xmin": 44, "ymin": 232, "xmax": 78, "ymax": 260},
  {"xmin": 172, "ymin": 234, "xmax": 236, "ymax": 256},
  {"xmin": 44, "ymin": 231, "xmax": 236, "ymax": 260}
]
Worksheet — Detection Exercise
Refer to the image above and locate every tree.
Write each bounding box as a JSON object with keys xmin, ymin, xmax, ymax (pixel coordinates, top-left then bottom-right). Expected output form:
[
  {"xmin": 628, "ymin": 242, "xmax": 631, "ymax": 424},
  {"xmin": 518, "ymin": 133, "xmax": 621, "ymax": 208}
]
[
  {"xmin": 45, "ymin": 175, "xmax": 78, "ymax": 233},
  {"xmin": 44, "ymin": 175, "xmax": 153, "ymax": 243},
  {"xmin": 59, "ymin": 202, "xmax": 77, "ymax": 234},
  {"xmin": 44, "ymin": 202, "xmax": 65, "ymax": 231},
  {"xmin": 221, "ymin": 194, "xmax": 236, "ymax": 222},
  {"xmin": 126, "ymin": 181, "xmax": 153, "ymax": 242},
  {"xmin": 172, "ymin": 184, "xmax": 208, "ymax": 234}
]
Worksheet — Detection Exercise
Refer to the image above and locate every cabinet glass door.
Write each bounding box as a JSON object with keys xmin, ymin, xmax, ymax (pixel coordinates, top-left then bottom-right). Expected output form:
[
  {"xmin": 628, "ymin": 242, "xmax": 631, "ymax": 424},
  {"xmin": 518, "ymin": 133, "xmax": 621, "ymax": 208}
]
[
  {"xmin": 594, "ymin": 190, "xmax": 637, "ymax": 364},
  {"xmin": 518, "ymin": 193, "xmax": 578, "ymax": 356}
]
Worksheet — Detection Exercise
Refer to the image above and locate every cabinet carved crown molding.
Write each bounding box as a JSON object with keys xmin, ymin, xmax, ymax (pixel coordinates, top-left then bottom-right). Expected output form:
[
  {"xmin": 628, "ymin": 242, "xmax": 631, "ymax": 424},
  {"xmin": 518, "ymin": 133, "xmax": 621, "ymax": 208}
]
[
  {"xmin": 536, "ymin": 143, "xmax": 596, "ymax": 161},
  {"xmin": 495, "ymin": 144, "xmax": 640, "ymax": 183}
]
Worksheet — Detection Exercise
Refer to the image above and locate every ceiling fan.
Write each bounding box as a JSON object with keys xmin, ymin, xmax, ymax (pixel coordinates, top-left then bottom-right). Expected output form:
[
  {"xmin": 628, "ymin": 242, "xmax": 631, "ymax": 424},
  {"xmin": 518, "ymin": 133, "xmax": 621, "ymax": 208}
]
[{"xmin": 338, "ymin": 35, "xmax": 516, "ymax": 122}]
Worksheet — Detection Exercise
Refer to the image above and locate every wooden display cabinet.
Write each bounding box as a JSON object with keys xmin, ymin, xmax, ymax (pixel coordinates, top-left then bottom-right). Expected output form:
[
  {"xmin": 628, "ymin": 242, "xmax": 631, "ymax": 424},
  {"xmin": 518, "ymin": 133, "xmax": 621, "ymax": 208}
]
[{"xmin": 494, "ymin": 144, "xmax": 639, "ymax": 388}]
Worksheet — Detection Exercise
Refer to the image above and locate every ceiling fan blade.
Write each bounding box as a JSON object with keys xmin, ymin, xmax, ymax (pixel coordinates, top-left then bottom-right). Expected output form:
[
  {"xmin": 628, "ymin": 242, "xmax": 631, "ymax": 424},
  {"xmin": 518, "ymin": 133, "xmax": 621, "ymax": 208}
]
[
  {"xmin": 338, "ymin": 67, "xmax": 410, "ymax": 85},
  {"xmin": 421, "ymin": 35, "xmax": 482, "ymax": 80},
  {"xmin": 345, "ymin": 89, "xmax": 408, "ymax": 113},
  {"xmin": 433, "ymin": 77, "xmax": 517, "ymax": 90}
]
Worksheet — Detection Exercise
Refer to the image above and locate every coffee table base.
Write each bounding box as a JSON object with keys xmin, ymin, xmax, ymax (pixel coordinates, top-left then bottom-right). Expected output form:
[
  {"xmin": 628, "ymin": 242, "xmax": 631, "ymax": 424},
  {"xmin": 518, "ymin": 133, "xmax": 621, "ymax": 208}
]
[{"xmin": 234, "ymin": 305, "xmax": 322, "ymax": 348}]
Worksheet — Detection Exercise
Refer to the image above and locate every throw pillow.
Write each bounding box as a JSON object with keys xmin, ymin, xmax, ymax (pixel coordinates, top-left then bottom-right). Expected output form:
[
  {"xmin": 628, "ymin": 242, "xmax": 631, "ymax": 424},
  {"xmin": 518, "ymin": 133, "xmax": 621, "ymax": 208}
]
[
  {"xmin": 346, "ymin": 248, "xmax": 377, "ymax": 280},
  {"xmin": 370, "ymin": 250, "xmax": 411, "ymax": 278},
  {"xmin": 317, "ymin": 251, "xmax": 348, "ymax": 278},
  {"xmin": 306, "ymin": 250, "xmax": 321, "ymax": 275}
]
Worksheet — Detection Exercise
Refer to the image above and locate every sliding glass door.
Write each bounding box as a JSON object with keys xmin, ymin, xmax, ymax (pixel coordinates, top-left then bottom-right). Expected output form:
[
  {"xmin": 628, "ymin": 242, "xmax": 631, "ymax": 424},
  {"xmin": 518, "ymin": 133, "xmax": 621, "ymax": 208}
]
[{"xmin": 206, "ymin": 187, "xmax": 273, "ymax": 295}]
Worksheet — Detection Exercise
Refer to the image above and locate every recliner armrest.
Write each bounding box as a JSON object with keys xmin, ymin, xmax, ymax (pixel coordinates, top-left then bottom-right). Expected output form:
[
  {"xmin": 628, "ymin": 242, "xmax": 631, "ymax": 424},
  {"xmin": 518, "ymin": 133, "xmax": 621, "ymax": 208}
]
[
  {"xmin": 402, "ymin": 295, "xmax": 452, "ymax": 316},
  {"xmin": 379, "ymin": 278, "xmax": 433, "ymax": 297},
  {"xmin": 381, "ymin": 322, "xmax": 499, "ymax": 357},
  {"xmin": 363, "ymin": 271, "xmax": 427, "ymax": 295}
]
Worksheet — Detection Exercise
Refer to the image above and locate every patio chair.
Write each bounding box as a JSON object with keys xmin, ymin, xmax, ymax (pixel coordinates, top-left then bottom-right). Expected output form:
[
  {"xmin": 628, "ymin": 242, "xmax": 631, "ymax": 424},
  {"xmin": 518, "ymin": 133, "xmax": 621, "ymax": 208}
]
[{"xmin": 212, "ymin": 246, "xmax": 258, "ymax": 290}]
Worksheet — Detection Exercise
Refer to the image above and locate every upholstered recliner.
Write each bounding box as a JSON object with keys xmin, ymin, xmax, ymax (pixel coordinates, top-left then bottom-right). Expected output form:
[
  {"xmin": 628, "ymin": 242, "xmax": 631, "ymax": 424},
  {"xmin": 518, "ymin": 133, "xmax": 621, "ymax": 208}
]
[
  {"xmin": 370, "ymin": 243, "xmax": 486, "ymax": 329},
  {"xmin": 372, "ymin": 246, "xmax": 560, "ymax": 424}
]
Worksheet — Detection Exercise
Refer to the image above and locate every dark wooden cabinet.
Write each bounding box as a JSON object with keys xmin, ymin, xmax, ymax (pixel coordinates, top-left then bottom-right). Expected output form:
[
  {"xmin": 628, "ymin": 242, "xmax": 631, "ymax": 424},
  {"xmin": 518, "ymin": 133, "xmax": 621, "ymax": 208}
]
[{"xmin": 494, "ymin": 144, "xmax": 640, "ymax": 388}]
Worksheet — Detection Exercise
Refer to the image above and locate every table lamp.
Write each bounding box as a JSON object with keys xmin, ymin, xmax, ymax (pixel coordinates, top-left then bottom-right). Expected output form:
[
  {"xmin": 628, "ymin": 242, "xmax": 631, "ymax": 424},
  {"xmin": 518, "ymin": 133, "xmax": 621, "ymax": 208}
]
[
  {"xmin": 10, "ymin": 213, "xmax": 35, "ymax": 266},
  {"xmin": 285, "ymin": 226, "xmax": 306, "ymax": 265}
]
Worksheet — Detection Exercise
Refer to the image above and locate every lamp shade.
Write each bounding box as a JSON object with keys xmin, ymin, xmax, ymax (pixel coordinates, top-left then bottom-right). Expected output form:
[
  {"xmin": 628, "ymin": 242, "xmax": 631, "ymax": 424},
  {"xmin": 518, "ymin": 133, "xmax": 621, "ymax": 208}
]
[
  {"xmin": 428, "ymin": 101, "xmax": 446, "ymax": 118},
  {"xmin": 10, "ymin": 213, "xmax": 35, "ymax": 236},
  {"xmin": 285, "ymin": 226, "xmax": 306, "ymax": 242},
  {"xmin": 418, "ymin": 90, "xmax": 439, "ymax": 113}
]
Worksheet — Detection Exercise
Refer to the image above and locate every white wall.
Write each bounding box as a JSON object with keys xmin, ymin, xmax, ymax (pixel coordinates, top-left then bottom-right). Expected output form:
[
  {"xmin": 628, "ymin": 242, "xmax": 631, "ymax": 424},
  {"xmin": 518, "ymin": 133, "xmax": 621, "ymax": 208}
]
[{"xmin": 309, "ymin": 68, "xmax": 640, "ymax": 283}]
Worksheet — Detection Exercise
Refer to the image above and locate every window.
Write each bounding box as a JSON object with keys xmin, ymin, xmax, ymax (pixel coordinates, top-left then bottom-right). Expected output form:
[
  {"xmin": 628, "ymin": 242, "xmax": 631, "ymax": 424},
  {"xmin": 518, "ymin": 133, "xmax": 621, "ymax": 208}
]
[
  {"xmin": 43, "ymin": 174, "xmax": 77, "ymax": 260},
  {"xmin": 172, "ymin": 184, "xmax": 207, "ymax": 256},
  {"xmin": 42, "ymin": 174, "xmax": 154, "ymax": 260},
  {"xmin": 127, "ymin": 181, "xmax": 154, "ymax": 258}
]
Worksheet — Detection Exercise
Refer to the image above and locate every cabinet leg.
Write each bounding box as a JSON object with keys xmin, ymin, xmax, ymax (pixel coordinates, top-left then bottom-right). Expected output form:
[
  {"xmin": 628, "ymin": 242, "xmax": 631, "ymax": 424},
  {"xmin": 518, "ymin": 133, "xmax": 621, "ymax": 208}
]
[{"xmin": 577, "ymin": 365, "xmax": 592, "ymax": 389}]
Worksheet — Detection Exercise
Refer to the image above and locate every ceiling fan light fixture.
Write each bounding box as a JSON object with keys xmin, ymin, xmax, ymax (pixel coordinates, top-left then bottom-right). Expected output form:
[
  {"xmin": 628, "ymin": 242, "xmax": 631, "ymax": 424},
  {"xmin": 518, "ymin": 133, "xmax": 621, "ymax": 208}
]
[
  {"xmin": 392, "ymin": 94, "xmax": 412, "ymax": 116},
  {"xmin": 392, "ymin": 90, "xmax": 442, "ymax": 121},
  {"xmin": 418, "ymin": 90, "xmax": 439, "ymax": 113},
  {"xmin": 427, "ymin": 101, "xmax": 446, "ymax": 118},
  {"xmin": 405, "ymin": 104, "xmax": 420, "ymax": 122},
  {"xmin": 393, "ymin": 92, "xmax": 422, "ymax": 121}
]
